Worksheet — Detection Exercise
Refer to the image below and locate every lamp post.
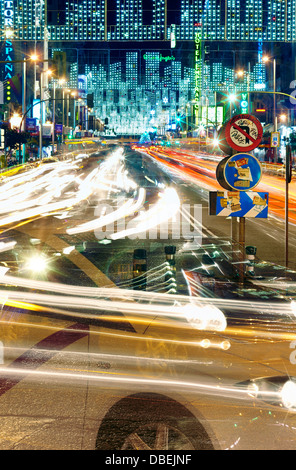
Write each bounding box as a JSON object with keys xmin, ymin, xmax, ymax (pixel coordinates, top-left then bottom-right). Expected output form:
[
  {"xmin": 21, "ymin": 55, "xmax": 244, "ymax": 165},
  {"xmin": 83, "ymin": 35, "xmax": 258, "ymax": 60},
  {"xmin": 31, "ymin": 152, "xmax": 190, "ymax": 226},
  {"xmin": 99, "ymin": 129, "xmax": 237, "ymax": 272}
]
[
  {"xmin": 237, "ymin": 63, "xmax": 251, "ymax": 111},
  {"xmin": 18, "ymin": 54, "xmax": 39, "ymax": 162},
  {"xmin": 279, "ymin": 113, "xmax": 290, "ymax": 269},
  {"xmin": 61, "ymin": 88, "xmax": 70, "ymax": 142},
  {"xmin": 228, "ymin": 92, "xmax": 237, "ymax": 119},
  {"xmin": 51, "ymin": 78, "xmax": 66, "ymax": 151},
  {"xmin": 52, "ymin": 79, "xmax": 56, "ymax": 150},
  {"xmin": 71, "ymin": 91, "xmax": 77, "ymax": 131},
  {"xmin": 66, "ymin": 91, "xmax": 69, "ymax": 128},
  {"xmin": 263, "ymin": 55, "xmax": 277, "ymax": 160},
  {"xmin": 21, "ymin": 58, "xmax": 27, "ymax": 163},
  {"xmin": 39, "ymin": 68, "xmax": 52, "ymax": 159}
]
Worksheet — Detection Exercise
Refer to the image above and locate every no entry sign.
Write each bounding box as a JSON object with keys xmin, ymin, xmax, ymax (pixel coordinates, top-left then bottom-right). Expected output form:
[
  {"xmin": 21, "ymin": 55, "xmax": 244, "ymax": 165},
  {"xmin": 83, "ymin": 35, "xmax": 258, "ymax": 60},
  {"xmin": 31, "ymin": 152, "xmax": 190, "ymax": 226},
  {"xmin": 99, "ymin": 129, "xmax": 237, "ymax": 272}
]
[{"xmin": 225, "ymin": 114, "xmax": 263, "ymax": 152}]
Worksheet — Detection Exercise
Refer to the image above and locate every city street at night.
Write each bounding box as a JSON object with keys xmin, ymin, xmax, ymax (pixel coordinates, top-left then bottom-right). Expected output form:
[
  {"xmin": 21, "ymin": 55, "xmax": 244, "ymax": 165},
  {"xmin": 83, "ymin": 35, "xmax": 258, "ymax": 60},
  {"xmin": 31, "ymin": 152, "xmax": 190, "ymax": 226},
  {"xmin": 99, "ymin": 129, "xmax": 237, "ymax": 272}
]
[{"xmin": 1, "ymin": 0, "xmax": 296, "ymax": 456}]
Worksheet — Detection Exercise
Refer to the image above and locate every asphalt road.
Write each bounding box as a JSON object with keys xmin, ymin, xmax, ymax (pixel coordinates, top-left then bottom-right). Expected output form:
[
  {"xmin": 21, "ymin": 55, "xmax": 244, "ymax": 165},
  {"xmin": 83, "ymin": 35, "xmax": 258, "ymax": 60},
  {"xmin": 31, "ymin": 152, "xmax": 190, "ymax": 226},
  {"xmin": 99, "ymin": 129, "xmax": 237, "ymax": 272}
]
[
  {"xmin": 139, "ymin": 145, "xmax": 296, "ymax": 270},
  {"xmin": 1, "ymin": 144, "xmax": 296, "ymax": 450},
  {"xmin": 0, "ymin": 143, "xmax": 294, "ymax": 293}
]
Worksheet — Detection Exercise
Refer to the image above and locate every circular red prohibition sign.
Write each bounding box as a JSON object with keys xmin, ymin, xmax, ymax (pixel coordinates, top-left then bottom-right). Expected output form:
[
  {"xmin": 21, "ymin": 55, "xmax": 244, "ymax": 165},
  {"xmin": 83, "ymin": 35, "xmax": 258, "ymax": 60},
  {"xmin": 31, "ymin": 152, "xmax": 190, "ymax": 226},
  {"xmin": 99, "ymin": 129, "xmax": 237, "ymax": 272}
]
[{"xmin": 225, "ymin": 114, "xmax": 263, "ymax": 152}]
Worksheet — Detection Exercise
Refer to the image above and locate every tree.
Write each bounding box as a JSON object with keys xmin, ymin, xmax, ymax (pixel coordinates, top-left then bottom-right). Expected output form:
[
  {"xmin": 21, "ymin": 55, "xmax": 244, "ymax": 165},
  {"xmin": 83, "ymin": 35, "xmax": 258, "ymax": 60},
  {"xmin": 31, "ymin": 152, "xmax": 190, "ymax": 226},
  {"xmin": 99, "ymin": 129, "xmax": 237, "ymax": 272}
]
[{"xmin": 5, "ymin": 128, "xmax": 29, "ymax": 150}]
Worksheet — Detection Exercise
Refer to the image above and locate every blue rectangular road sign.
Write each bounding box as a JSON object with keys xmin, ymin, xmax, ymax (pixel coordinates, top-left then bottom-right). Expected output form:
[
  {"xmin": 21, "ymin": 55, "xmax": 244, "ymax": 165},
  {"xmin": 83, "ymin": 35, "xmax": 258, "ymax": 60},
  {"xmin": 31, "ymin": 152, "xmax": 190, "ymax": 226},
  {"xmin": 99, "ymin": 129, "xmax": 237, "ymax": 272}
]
[{"xmin": 209, "ymin": 191, "xmax": 269, "ymax": 218}]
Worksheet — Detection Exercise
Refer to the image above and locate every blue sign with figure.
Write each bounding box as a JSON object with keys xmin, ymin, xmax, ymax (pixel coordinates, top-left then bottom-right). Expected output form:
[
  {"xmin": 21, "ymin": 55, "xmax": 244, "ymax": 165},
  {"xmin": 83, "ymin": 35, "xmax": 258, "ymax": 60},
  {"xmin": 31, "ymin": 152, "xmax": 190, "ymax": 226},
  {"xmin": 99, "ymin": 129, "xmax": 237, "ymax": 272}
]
[
  {"xmin": 209, "ymin": 191, "xmax": 269, "ymax": 219},
  {"xmin": 216, "ymin": 153, "xmax": 262, "ymax": 192}
]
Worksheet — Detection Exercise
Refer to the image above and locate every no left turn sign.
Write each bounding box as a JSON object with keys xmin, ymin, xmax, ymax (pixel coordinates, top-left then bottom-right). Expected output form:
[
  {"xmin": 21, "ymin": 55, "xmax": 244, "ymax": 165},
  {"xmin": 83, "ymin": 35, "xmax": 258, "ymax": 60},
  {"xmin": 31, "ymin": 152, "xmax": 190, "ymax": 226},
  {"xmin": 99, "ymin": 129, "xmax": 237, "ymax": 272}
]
[{"xmin": 225, "ymin": 114, "xmax": 263, "ymax": 152}]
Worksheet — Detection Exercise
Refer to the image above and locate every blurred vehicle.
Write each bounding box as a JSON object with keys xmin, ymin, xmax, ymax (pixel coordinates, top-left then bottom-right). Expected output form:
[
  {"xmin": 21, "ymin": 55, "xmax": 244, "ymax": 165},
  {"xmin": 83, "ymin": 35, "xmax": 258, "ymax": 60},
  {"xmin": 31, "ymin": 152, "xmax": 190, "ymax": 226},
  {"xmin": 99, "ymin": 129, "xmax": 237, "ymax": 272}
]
[
  {"xmin": 0, "ymin": 243, "xmax": 296, "ymax": 450},
  {"xmin": 41, "ymin": 156, "xmax": 59, "ymax": 164},
  {"xmin": 0, "ymin": 148, "xmax": 296, "ymax": 451}
]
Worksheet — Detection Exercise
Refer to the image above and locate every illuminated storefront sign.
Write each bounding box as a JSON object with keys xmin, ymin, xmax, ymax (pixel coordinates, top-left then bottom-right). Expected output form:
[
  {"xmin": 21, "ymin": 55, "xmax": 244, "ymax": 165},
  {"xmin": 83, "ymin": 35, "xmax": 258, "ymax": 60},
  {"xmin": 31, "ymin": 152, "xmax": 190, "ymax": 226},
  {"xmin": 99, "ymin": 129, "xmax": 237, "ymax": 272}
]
[
  {"xmin": 194, "ymin": 26, "xmax": 202, "ymax": 123},
  {"xmin": 143, "ymin": 54, "xmax": 175, "ymax": 62},
  {"xmin": 201, "ymin": 106, "xmax": 224, "ymax": 126},
  {"xmin": 240, "ymin": 93, "xmax": 249, "ymax": 113},
  {"xmin": 4, "ymin": 0, "xmax": 14, "ymax": 27},
  {"xmin": 3, "ymin": 0, "xmax": 15, "ymax": 102}
]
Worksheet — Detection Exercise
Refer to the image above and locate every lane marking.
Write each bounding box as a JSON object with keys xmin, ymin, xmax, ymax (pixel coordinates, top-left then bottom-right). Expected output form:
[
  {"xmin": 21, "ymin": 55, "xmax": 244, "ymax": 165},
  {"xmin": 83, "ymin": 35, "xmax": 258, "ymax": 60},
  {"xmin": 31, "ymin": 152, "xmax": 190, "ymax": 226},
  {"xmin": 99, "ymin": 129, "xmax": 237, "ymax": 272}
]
[{"xmin": 0, "ymin": 322, "xmax": 89, "ymax": 397}]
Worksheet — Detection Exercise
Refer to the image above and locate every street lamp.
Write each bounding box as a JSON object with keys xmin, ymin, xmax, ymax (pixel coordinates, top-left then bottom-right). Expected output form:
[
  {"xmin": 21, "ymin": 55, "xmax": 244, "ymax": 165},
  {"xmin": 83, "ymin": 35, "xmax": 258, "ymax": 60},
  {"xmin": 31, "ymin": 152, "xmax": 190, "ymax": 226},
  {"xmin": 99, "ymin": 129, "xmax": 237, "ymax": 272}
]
[
  {"xmin": 39, "ymin": 68, "xmax": 52, "ymax": 159},
  {"xmin": 263, "ymin": 55, "xmax": 277, "ymax": 155},
  {"xmin": 236, "ymin": 63, "xmax": 251, "ymax": 111},
  {"xmin": 71, "ymin": 91, "xmax": 77, "ymax": 130},
  {"xmin": 51, "ymin": 77, "xmax": 66, "ymax": 150},
  {"xmin": 61, "ymin": 87, "xmax": 70, "ymax": 142},
  {"xmin": 10, "ymin": 113, "xmax": 22, "ymax": 129},
  {"xmin": 18, "ymin": 54, "xmax": 40, "ymax": 162},
  {"xmin": 227, "ymin": 92, "xmax": 238, "ymax": 118}
]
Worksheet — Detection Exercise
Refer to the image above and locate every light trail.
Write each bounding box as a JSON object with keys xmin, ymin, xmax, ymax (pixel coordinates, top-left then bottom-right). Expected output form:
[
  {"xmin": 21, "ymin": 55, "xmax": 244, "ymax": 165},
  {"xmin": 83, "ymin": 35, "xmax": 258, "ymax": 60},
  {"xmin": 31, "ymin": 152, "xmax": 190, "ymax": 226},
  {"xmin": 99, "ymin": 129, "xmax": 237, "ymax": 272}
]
[
  {"xmin": 142, "ymin": 147, "xmax": 296, "ymax": 224},
  {"xmin": 67, "ymin": 187, "xmax": 146, "ymax": 235},
  {"xmin": 0, "ymin": 288, "xmax": 227, "ymax": 332},
  {"xmin": 0, "ymin": 364, "xmax": 291, "ymax": 408},
  {"xmin": 0, "ymin": 272, "xmax": 295, "ymax": 317},
  {"xmin": 110, "ymin": 187, "xmax": 181, "ymax": 240}
]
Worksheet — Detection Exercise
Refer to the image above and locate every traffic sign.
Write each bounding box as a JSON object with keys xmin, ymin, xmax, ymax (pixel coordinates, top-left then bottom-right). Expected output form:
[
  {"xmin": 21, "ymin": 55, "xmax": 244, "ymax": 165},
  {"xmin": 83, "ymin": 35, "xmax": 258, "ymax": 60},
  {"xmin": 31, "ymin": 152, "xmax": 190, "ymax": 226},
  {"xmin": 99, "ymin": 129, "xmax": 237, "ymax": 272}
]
[
  {"xmin": 271, "ymin": 131, "xmax": 280, "ymax": 148},
  {"xmin": 216, "ymin": 153, "xmax": 262, "ymax": 191},
  {"xmin": 225, "ymin": 114, "xmax": 263, "ymax": 152},
  {"xmin": 209, "ymin": 191, "xmax": 269, "ymax": 219},
  {"xmin": 55, "ymin": 124, "xmax": 63, "ymax": 134}
]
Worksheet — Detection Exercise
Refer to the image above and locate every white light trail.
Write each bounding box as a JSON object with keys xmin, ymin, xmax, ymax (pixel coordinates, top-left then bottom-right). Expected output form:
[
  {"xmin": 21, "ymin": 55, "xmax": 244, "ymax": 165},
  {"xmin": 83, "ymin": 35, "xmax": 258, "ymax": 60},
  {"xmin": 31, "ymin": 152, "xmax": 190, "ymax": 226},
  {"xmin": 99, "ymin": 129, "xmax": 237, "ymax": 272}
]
[
  {"xmin": 0, "ymin": 365, "xmax": 287, "ymax": 406},
  {"xmin": 110, "ymin": 187, "xmax": 181, "ymax": 240},
  {"xmin": 67, "ymin": 187, "xmax": 146, "ymax": 235},
  {"xmin": 0, "ymin": 288, "xmax": 227, "ymax": 332}
]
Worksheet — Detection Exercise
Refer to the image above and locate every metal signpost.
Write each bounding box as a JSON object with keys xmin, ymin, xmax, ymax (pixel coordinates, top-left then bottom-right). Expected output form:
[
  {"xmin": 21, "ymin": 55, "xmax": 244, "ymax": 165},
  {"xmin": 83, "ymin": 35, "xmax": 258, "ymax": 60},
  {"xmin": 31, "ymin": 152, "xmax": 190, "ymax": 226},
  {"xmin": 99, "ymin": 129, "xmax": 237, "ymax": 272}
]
[
  {"xmin": 211, "ymin": 114, "xmax": 267, "ymax": 283},
  {"xmin": 286, "ymin": 144, "xmax": 292, "ymax": 268}
]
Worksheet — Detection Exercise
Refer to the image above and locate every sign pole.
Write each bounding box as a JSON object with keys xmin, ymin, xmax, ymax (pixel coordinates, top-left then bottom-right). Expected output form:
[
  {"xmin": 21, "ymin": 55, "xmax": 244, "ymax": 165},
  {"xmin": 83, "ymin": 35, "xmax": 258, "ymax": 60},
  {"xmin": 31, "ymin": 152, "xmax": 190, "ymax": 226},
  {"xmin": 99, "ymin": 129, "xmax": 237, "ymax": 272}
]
[
  {"xmin": 213, "ymin": 114, "xmax": 267, "ymax": 285},
  {"xmin": 231, "ymin": 217, "xmax": 238, "ymax": 276},
  {"xmin": 285, "ymin": 175, "xmax": 288, "ymax": 268},
  {"xmin": 229, "ymin": 148, "xmax": 238, "ymax": 270},
  {"xmin": 285, "ymin": 144, "xmax": 292, "ymax": 268},
  {"xmin": 238, "ymin": 217, "xmax": 246, "ymax": 284}
]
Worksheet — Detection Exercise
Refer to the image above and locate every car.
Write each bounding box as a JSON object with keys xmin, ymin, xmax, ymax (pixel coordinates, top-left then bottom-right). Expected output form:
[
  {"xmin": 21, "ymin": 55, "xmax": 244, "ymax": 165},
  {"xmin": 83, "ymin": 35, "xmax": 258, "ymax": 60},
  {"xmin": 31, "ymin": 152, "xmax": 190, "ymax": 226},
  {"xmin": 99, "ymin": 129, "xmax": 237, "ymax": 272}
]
[
  {"xmin": 0, "ymin": 149, "xmax": 296, "ymax": 451},
  {"xmin": 0, "ymin": 245, "xmax": 296, "ymax": 450},
  {"xmin": 40, "ymin": 156, "xmax": 59, "ymax": 164}
]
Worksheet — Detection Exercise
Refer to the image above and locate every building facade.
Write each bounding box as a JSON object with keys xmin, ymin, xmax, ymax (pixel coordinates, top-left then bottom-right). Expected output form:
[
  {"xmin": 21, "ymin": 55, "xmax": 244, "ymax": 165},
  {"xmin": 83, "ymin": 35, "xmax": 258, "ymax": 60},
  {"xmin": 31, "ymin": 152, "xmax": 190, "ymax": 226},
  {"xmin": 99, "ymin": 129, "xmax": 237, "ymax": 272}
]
[{"xmin": 2, "ymin": 0, "xmax": 296, "ymax": 42}]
